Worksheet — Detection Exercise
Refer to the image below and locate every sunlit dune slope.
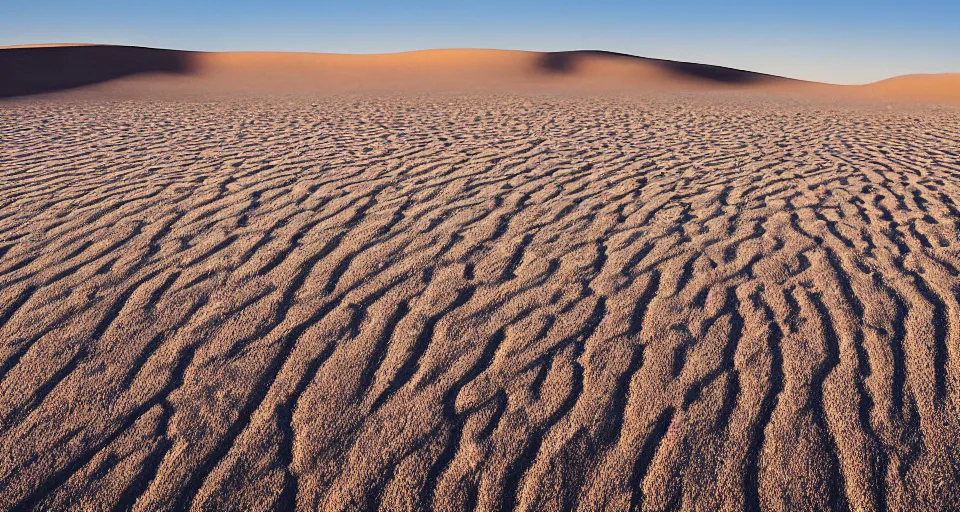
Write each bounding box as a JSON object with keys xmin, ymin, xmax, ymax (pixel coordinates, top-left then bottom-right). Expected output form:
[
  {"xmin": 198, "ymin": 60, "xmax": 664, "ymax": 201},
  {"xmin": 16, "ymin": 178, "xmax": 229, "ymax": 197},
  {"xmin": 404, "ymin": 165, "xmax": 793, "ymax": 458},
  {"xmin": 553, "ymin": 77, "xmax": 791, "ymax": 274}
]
[
  {"xmin": 862, "ymin": 73, "xmax": 960, "ymax": 103},
  {"xmin": 1, "ymin": 43, "xmax": 933, "ymax": 99}
]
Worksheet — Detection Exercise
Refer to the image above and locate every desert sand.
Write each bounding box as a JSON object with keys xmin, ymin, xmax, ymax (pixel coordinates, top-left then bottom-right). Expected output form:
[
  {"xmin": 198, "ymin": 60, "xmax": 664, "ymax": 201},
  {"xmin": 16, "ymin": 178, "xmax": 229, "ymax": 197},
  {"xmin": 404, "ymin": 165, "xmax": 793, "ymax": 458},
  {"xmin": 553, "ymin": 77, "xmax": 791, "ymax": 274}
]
[
  {"xmin": 4, "ymin": 44, "xmax": 960, "ymax": 102},
  {"xmin": 2, "ymin": 46, "xmax": 960, "ymax": 511}
]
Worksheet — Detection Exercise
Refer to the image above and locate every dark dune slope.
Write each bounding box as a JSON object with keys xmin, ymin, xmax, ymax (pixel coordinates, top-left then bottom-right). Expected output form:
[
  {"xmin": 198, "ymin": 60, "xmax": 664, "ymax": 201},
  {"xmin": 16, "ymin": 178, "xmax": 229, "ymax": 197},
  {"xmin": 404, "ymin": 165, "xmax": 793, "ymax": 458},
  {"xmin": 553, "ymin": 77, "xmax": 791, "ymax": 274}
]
[{"xmin": 0, "ymin": 45, "xmax": 197, "ymax": 98}]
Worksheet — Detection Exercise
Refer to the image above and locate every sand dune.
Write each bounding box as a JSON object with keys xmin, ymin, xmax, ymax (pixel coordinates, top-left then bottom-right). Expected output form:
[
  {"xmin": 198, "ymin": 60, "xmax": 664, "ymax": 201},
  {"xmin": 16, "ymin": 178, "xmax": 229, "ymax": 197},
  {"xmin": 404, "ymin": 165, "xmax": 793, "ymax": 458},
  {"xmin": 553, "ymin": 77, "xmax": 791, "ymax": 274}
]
[
  {"xmin": 3, "ymin": 43, "xmax": 960, "ymax": 511},
  {"xmin": 0, "ymin": 45, "xmax": 195, "ymax": 98},
  {"xmin": 1, "ymin": 45, "xmax": 801, "ymax": 98},
  {"xmin": 863, "ymin": 73, "xmax": 960, "ymax": 103},
  {"xmin": 2, "ymin": 44, "xmax": 958, "ymax": 102}
]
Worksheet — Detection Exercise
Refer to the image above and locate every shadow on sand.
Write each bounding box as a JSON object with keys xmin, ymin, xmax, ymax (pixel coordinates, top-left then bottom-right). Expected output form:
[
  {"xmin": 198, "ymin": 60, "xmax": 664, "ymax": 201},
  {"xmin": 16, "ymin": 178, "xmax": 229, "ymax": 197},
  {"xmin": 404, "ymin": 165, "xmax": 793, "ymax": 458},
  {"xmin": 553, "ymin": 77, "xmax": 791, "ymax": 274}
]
[
  {"xmin": 536, "ymin": 50, "xmax": 786, "ymax": 84},
  {"xmin": 0, "ymin": 45, "xmax": 197, "ymax": 98}
]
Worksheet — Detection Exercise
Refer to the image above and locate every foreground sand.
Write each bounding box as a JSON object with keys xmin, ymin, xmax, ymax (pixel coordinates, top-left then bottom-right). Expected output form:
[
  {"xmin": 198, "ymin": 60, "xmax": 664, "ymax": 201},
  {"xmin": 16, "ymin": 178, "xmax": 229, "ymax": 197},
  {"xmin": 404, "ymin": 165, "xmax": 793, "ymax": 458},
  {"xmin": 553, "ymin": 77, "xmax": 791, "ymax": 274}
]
[{"xmin": 2, "ymin": 91, "xmax": 960, "ymax": 511}]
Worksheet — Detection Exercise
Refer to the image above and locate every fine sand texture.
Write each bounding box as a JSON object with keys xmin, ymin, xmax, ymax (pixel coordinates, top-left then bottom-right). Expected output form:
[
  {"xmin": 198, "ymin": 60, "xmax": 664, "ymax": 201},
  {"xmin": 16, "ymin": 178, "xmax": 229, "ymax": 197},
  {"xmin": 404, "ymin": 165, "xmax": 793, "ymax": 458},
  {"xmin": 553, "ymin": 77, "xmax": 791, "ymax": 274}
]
[{"xmin": 3, "ymin": 54, "xmax": 960, "ymax": 511}]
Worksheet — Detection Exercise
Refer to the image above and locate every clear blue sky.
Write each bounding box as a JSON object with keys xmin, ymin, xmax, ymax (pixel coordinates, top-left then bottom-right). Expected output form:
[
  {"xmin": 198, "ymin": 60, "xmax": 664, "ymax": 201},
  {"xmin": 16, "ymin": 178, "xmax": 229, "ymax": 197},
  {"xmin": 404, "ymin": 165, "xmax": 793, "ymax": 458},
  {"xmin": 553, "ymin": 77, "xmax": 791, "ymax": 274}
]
[{"xmin": 2, "ymin": 0, "xmax": 958, "ymax": 84}]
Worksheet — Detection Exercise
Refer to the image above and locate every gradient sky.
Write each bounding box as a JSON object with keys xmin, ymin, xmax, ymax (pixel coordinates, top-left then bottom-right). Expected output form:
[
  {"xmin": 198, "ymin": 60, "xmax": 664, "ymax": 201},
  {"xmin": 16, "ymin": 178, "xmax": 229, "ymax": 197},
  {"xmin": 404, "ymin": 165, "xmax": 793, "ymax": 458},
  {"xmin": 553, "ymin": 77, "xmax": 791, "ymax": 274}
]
[{"xmin": 2, "ymin": 0, "xmax": 958, "ymax": 84}]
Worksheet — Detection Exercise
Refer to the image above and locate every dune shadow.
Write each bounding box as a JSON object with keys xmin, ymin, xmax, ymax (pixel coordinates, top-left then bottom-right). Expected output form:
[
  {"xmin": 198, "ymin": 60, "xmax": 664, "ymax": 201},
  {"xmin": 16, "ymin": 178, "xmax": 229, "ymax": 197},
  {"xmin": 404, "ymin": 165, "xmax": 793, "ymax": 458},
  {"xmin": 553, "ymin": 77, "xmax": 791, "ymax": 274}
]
[
  {"xmin": 536, "ymin": 50, "xmax": 785, "ymax": 85},
  {"xmin": 0, "ymin": 45, "xmax": 198, "ymax": 98}
]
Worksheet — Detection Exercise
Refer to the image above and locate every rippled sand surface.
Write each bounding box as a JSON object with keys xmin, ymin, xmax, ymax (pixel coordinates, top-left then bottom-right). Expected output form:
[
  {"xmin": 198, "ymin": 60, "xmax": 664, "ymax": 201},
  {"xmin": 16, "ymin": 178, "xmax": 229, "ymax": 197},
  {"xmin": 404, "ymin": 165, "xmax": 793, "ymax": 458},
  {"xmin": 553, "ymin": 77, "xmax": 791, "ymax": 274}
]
[{"xmin": 2, "ymin": 93, "xmax": 960, "ymax": 510}]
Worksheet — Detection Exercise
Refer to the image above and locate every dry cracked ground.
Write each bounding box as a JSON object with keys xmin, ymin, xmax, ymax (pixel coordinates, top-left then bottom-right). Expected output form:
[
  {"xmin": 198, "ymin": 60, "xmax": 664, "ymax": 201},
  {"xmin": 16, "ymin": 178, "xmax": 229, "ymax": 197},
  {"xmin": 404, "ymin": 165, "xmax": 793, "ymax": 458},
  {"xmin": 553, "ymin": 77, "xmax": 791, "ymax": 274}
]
[{"xmin": 2, "ymin": 93, "xmax": 960, "ymax": 511}]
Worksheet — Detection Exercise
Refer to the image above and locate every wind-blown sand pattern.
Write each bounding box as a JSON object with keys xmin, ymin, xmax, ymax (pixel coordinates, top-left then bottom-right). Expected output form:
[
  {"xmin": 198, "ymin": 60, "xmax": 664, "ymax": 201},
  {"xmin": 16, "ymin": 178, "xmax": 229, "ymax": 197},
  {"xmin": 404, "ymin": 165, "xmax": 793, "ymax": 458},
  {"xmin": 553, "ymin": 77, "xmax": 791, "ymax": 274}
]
[{"xmin": 3, "ymin": 83, "xmax": 960, "ymax": 511}]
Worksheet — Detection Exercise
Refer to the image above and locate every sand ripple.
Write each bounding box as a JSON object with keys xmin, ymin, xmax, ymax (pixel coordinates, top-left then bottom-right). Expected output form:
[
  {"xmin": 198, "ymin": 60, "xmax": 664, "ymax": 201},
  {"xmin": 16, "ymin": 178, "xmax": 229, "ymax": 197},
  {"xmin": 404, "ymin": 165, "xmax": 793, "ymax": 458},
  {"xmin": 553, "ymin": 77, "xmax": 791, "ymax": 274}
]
[{"xmin": 1, "ymin": 94, "xmax": 960, "ymax": 510}]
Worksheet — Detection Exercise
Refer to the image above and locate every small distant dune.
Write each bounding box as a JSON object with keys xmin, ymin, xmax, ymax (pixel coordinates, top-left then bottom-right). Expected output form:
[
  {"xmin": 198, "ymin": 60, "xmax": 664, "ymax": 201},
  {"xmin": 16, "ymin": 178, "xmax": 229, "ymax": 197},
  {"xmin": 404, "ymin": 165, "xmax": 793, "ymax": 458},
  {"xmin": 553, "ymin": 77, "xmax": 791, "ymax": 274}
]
[
  {"xmin": 863, "ymin": 74, "xmax": 960, "ymax": 103},
  {"xmin": 0, "ymin": 44, "xmax": 957, "ymax": 103}
]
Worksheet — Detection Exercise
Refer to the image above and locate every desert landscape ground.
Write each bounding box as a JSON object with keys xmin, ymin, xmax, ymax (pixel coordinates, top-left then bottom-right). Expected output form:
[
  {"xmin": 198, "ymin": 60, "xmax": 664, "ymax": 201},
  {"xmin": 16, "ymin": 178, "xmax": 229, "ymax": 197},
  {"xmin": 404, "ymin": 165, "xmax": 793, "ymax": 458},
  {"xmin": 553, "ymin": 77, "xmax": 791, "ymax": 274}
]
[{"xmin": 2, "ymin": 46, "xmax": 960, "ymax": 511}]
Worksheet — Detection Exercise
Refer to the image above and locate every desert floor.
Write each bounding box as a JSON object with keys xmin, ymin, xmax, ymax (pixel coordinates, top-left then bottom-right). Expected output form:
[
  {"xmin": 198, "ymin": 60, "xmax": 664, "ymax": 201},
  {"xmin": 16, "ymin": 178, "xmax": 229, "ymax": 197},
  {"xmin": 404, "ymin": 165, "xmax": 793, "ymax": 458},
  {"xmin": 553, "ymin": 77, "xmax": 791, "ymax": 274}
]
[{"xmin": 2, "ymin": 92, "xmax": 960, "ymax": 511}]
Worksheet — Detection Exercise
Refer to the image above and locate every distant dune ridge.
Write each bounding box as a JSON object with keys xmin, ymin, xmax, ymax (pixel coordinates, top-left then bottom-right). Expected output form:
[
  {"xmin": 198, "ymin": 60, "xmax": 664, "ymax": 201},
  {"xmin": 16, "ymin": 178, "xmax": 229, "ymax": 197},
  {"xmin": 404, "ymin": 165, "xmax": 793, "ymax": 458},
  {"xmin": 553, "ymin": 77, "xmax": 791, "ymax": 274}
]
[{"xmin": 1, "ymin": 44, "xmax": 958, "ymax": 101}]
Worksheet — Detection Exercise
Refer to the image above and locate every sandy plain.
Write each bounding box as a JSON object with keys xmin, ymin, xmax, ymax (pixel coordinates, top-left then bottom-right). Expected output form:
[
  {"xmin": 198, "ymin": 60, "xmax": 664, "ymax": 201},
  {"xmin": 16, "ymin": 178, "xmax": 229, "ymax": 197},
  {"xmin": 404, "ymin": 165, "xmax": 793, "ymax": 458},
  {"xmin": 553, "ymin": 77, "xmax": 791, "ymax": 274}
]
[{"xmin": 2, "ymin": 47, "xmax": 960, "ymax": 511}]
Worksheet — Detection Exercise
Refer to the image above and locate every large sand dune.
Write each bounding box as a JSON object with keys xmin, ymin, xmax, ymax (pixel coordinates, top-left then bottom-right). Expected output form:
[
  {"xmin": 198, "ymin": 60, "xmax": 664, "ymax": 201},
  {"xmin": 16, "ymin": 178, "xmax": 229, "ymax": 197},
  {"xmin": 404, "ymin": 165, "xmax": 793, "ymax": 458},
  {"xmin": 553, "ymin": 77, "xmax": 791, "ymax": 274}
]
[
  {"xmin": 2, "ymin": 46, "xmax": 960, "ymax": 511},
  {"xmin": 2, "ymin": 44, "xmax": 959, "ymax": 101}
]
